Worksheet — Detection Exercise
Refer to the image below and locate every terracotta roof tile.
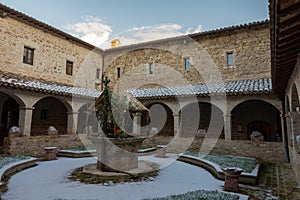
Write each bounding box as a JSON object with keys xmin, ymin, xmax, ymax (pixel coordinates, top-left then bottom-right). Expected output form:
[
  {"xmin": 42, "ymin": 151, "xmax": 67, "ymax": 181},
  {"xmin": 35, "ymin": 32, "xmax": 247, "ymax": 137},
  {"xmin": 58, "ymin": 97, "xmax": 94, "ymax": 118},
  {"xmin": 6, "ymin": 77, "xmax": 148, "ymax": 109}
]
[
  {"xmin": 129, "ymin": 78, "xmax": 272, "ymax": 99},
  {"xmin": 0, "ymin": 73, "xmax": 101, "ymax": 98}
]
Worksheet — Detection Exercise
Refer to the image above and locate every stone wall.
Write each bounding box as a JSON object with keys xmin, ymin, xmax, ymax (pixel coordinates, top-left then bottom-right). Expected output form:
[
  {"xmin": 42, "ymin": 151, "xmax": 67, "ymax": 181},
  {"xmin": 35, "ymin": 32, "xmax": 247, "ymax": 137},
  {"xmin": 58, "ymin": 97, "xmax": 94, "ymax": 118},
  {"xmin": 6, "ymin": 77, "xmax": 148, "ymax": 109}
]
[
  {"xmin": 0, "ymin": 16, "xmax": 102, "ymax": 89},
  {"xmin": 289, "ymin": 148, "xmax": 300, "ymax": 182},
  {"xmin": 5, "ymin": 134, "xmax": 83, "ymax": 157},
  {"xmin": 285, "ymin": 57, "xmax": 300, "ymax": 182},
  {"xmin": 143, "ymin": 136, "xmax": 285, "ymax": 163},
  {"xmin": 103, "ymin": 25, "xmax": 270, "ymax": 91}
]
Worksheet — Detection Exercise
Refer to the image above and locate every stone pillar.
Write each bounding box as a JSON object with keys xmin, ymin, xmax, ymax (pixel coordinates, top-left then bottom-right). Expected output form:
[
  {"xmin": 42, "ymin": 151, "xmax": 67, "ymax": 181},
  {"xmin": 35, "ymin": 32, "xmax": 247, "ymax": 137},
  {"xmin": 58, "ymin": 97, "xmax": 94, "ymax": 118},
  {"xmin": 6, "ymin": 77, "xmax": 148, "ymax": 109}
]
[
  {"xmin": 67, "ymin": 112, "xmax": 78, "ymax": 134},
  {"xmin": 0, "ymin": 100, "xmax": 4, "ymax": 127},
  {"xmin": 173, "ymin": 114, "xmax": 181, "ymax": 136},
  {"xmin": 133, "ymin": 112, "xmax": 142, "ymax": 135},
  {"xmin": 224, "ymin": 114, "xmax": 232, "ymax": 140},
  {"xmin": 18, "ymin": 107, "xmax": 34, "ymax": 136},
  {"xmin": 290, "ymin": 112, "xmax": 300, "ymax": 149}
]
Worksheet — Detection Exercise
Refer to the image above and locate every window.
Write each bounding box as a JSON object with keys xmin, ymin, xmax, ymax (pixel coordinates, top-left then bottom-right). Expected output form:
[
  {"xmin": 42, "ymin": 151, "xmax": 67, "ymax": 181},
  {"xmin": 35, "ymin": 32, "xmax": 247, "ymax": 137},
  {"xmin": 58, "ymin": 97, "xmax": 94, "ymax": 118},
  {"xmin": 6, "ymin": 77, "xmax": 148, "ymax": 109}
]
[
  {"xmin": 184, "ymin": 58, "xmax": 190, "ymax": 72},
  {"xmin": 40, "ymin": 109, "xmax": 48, "ymax": 120},
  {"xmin": 23, "ymin": 46, "xmax": 34, "ymax": 65},
  {"xmin": 226, "ymin": 52, "xmax": 234, "ymax": 67},
  {"xmin": 66, "ymin": 60, "xmax": 73, "ymax": 76},
  {"xmin": 149, "ymin": 62, "xmax": 154, "ymax": 74},
  {"xmin": 117, "ymin": 67, "xmax": 121, "ymax": 78},
  {"xmin": 96, "ymin": 68, "xmax": 100, "ymax": 79}
]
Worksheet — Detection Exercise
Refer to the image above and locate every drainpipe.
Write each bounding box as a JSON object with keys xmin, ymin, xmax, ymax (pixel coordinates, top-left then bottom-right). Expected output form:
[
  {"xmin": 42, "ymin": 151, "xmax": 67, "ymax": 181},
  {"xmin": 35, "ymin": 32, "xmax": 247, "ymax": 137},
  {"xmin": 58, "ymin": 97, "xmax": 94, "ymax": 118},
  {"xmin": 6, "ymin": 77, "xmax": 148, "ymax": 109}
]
[
  {"xmin": 101, "ymin": 50, "xmax": 105, "ymax": 91},
  {"xmin": 282, "ymin": 100, "xmax": 290, "ymax": 163}
]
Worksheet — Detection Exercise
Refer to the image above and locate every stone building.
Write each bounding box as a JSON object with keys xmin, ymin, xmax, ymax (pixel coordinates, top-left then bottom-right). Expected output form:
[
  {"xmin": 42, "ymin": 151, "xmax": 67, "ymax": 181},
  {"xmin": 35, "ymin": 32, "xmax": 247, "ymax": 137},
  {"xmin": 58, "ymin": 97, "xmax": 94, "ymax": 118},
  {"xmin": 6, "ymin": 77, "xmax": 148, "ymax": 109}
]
[
  {"xmin": 0, "ymin": 2, "xmax": 286, "ymax": 160},
  {"xmin": 103, "ymin": 20, "xmax": 282, "ymax": 143},
  {"xmin": 0, "ymin": 3, "xmax": 102, "ymax": 155},
  {"xmin": 270, "ymin": 0, "xmax": 300, "ymax": 182}
]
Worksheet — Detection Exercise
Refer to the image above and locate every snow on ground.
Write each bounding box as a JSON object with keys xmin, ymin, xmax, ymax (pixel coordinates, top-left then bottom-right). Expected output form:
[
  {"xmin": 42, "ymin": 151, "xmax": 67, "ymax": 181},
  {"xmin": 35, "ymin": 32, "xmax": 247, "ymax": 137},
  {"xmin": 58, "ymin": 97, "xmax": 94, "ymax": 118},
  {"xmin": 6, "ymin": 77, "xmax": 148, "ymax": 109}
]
[{"xmin": 2, "ymin": 155, "xmax": 247, "ymax": 200}]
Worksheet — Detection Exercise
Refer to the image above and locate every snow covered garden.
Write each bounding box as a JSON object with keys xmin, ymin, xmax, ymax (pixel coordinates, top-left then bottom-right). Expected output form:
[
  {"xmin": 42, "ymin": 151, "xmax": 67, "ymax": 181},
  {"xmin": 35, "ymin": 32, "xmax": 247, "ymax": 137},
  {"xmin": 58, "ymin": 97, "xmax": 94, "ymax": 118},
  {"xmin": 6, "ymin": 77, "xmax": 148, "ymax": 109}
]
[{"xmin": 0, "ymin": 152, "xmax": 253, "ymax": 200}]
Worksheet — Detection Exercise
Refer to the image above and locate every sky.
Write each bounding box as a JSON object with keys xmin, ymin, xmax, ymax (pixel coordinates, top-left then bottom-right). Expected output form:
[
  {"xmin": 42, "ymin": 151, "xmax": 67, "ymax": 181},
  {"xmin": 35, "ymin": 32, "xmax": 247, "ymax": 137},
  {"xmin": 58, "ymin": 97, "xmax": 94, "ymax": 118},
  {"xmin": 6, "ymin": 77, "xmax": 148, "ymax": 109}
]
[{"xmin": 0, "ymin": 0, "xmax": 269, "ymax": 49}]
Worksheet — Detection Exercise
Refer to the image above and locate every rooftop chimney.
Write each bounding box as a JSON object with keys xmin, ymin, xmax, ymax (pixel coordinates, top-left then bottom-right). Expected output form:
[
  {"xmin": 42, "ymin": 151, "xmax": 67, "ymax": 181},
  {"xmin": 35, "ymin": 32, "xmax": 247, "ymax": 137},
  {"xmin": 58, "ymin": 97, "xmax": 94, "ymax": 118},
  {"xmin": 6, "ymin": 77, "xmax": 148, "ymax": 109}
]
[{"xmin": 111, "ymin": 39, "xmax": 121, "ymax": 48}]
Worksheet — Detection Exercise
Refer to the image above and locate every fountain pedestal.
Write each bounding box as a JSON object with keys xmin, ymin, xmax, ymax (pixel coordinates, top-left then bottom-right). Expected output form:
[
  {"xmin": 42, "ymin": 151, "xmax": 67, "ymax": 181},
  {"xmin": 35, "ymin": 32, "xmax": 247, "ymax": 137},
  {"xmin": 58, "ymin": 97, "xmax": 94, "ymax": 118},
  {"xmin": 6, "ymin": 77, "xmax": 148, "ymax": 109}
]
[
  {"xmin": 89, "ymin": 136, "xmax": 145, "ymax": 172},
  {"xmin": 222, "ymin": 167, "xmax": 243, "ymax": 192}
]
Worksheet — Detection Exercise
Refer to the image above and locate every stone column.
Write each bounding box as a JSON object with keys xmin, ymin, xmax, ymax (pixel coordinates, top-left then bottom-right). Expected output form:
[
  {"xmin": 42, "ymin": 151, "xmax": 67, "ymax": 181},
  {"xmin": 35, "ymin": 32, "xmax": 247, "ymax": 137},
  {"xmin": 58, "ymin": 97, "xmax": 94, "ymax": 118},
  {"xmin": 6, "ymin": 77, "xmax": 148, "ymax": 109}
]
[
  {"xmin": 224, "ymin": 114, "xmax": 232, "ymax": 140},
  {"xmin": 133, "ymin": 112, "xmax": 142, "ymax": 136},
  {"xmin": 0, "ymin": 101, "xmax": 4, "ymax": 127},
  {"xmin": 18, "ymin": 107, "xmax": 34, "ymax": 136},
  {"xmin": 67, "ymin": 112, "xmax": 78, "ymax": 134},
  {"xmin": 173, "ymin": 114, "xmax": 181, "ymax": 136},
  {"xmin": 281, "ymin": 114, "xmax": 289, "ymax": 144},
  {"xmin": 285, "ymin": 113, "xmax": 293, "ymax": 144},
  {"xmin": 289, "ymin": 112, "xmax": 300, "ymax": 149}
]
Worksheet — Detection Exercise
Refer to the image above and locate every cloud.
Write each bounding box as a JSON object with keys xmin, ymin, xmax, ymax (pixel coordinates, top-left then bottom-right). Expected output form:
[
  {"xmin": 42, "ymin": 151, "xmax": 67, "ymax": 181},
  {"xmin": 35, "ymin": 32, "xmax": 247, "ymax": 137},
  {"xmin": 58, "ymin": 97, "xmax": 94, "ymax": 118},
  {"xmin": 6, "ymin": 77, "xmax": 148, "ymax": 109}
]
[
  {"xmin": 64, "ymin": 17, "xmax": 203, "ymax": 49},
  {"xmin": 64, "ymin": 16, "xmax": 112, "ymax": 47},
  {"xmin": 100, "ymin": 23, "xmax": 186, "ymax": 48}
]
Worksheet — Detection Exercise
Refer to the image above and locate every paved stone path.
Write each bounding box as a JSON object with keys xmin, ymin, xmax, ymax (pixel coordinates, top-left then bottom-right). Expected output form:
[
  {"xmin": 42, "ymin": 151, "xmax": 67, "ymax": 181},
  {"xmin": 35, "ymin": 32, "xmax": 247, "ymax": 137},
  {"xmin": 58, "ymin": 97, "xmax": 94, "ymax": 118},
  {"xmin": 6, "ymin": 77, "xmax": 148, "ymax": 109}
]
[{"xmin": 238, "ymin": 162, "xmax": 300, "ymax": 200}]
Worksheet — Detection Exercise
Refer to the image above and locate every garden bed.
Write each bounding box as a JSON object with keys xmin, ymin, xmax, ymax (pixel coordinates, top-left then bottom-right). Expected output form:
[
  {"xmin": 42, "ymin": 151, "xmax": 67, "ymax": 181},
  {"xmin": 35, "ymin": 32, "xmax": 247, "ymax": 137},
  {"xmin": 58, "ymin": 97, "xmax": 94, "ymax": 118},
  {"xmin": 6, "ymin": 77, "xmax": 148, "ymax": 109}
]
[
  {"xmin": 0, "ymin": 156, "xmax": 37, "ymax": 181},
  {"xmin": 178, "ymin": 152, "xmax": 259, "ymax": 185},
  {"xmin": 138, "ymin": 147, "xmax": 156, "ymax": 153},
  {"xmin": 143, "ymin": 189, "xmax": 243, "ymax": 200},
  {"xmin": 57, "ymin": 147, "xmax": 97, "ymax": 158}
]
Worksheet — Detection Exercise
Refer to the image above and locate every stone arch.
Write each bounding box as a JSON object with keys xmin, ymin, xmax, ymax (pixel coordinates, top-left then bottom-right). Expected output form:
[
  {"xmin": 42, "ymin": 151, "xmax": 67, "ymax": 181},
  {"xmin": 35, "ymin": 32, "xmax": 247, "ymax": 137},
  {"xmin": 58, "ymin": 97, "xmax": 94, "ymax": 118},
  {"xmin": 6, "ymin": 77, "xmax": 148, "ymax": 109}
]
[
  {"xmin": 77, "ymin": 103, "xmax": 98, "ymax": 134},
  {"xmin": 179, "ymin": 102, "xmax": 224, "ymax": 138},
  {"xmin": 229, "ymin": 97, "xmax": 282, "ymax": 114},
  {"xmin": 0, "ymin": 91, "xmax": 25, "ymax": 146},
  {"xmin": 291, "ymin": 84, "xmax": 300, "ymax": 112},
  {"xmin": 31, "ymin": 97, "xmax": 68, "ymax": 136},
  {"xmin": 286, "ymin": 95, "xmax": 291, "ymax": 112},
  {"xmin": 141, "ymin": 102, "xmax": 174, "ymax": 136},
  {"xmin": 31, "ymin": 95, "xmax": 72, "ymax": 113},
  {"xmin": 231, "ymin": 100, "xmax": 282, "ymax": 141}
]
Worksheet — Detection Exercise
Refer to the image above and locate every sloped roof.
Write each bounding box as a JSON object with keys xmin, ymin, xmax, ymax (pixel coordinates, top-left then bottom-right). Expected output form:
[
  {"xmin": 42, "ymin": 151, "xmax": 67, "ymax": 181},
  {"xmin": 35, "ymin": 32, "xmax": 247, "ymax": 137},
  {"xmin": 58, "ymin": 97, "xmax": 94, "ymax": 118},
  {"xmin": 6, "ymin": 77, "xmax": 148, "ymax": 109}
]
[
  {"xmin": 0, "ymin": 73, "xmax": 101, "ymax": 98},
  {"xmin": 129, "ymin": 78, "xmax": 272, "ymax": 99},
  {"xmin": 105, "ymin": 20, "xmax": 269, "ymax": 52},
  {"xmin": 270, "ymin": 0, "xmax": 300, "ymax": 98},
  {"xmin": 0, "ymin": 3, "xmax": 103, "ymax": 52}
]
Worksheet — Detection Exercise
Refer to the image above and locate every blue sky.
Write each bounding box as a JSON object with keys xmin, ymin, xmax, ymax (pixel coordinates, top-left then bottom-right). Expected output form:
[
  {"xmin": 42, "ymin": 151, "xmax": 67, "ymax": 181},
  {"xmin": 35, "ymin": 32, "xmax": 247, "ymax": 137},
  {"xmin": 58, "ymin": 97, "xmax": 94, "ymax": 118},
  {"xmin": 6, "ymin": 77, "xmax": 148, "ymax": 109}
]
[{"xmin": 0, "ymin": 0, "xmax": 269, "ymax": 48}]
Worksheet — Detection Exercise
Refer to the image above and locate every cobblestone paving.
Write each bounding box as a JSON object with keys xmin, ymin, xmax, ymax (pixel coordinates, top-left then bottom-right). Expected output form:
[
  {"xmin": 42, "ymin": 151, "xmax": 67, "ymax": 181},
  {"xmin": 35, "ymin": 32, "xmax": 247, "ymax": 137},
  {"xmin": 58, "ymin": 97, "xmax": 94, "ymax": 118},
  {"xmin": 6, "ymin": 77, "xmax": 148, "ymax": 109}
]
[{"xmin": 239, "ymin": 163, "xmax": 300, "ymax": 200}]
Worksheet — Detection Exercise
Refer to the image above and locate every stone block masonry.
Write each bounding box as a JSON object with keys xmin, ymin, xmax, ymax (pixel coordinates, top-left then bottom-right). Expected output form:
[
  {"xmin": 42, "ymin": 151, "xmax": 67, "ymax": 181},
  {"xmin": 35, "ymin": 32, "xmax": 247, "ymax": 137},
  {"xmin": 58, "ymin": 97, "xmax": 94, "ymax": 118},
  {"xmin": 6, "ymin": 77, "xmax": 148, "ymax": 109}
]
[
  {"xmin": 4, "ymin": 134, "xmax": 83, "ymax": 157},
  {"xmin": 143, "ymin": 136, "xmax": 285, "ymax": 163},
  {"xmin": 104, "ymin": 24, "xmax": 270, "ymax": 91}
]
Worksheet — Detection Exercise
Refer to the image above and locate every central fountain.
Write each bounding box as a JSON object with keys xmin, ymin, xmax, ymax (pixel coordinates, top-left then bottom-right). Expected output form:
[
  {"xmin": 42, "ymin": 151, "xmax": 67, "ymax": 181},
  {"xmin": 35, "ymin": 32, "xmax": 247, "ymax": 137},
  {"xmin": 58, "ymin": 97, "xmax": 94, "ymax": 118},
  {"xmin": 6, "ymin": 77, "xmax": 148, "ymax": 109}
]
[{"xmin": 71, "ymin": 77, "xmax": 158, "ymax": 184}]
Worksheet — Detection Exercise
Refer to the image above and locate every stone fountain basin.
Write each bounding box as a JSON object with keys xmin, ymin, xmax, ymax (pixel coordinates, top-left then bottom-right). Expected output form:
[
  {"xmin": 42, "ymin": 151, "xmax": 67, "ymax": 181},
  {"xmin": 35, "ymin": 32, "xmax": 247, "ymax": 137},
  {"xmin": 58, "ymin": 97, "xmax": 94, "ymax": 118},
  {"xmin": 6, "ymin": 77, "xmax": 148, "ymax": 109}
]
[{"xmin": 89, "ymin": 136, "xmax": 146, "ymax": 172}]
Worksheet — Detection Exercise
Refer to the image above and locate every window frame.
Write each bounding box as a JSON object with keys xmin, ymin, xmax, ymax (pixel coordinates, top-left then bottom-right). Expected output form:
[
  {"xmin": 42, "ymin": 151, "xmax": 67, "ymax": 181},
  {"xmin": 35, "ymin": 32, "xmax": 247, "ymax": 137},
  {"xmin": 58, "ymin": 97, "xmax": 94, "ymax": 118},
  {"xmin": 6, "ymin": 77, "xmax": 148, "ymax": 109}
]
[
  {"xmin": 23, "ymin": 46, "xmax": 34, "ymax": 65},
  {"xmin": 96, "ymin": 68, "xmax": 100, "ymax": 79},
  {"xmin": 40, "ymin": 109, "xmax": 48, "ymax": 120},
  {"xmin": 149, "ymin": 62, "xmax": 154, "ymax": 74},
  {"xmin": 66, "ymin": 60, "xmax": 73, "ymax": 76},
  {"xmin": 117, "ymin": 67, "xmax": 121, "ymax": 78},
  {"xmin": 184, "ymin": 57, "xmax": 191, "ymax": 72},
  {"xmin": 226, "ymin": 51, "xmax": 234, "ymax": 67}
]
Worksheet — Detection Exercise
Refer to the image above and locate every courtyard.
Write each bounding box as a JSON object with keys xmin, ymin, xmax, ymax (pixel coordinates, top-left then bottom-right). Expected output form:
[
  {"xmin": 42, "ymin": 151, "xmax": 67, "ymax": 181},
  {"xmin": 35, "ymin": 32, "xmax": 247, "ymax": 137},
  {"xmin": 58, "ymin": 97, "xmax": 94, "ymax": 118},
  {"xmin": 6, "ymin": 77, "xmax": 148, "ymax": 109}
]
[
  {"xmin": 0, "ymin": 151, "xmax": 300, "ymax": 200},
  {"xmin": 0, "ymin": 0, "xmax": 300, "ymax": 199}
]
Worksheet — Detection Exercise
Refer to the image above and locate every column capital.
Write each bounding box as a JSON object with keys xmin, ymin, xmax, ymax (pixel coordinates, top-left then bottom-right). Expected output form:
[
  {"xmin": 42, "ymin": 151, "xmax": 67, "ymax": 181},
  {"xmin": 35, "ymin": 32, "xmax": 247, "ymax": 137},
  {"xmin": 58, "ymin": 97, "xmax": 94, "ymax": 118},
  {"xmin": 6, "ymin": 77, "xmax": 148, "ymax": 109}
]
[
  {"xmin": 132, "ymin": 111, "xmax": 142, "ymax": 116},
  {"xmin": 223, "ymin": 114, "xmax": 231, "ymax": 118},
  {"xmin": 289, "ymin": 111, "xmax": 300, "ymax": 118},
  {"xmin": 19, "ymin": 106, "xmax": 35, "ymax": 110},
  {"xmin": 67, "ymin": 111, "xmax": 79, "ymax": 115},
  {"xmin": 173, "ymin": 113, "xmax": 181, "ymax": 117}
]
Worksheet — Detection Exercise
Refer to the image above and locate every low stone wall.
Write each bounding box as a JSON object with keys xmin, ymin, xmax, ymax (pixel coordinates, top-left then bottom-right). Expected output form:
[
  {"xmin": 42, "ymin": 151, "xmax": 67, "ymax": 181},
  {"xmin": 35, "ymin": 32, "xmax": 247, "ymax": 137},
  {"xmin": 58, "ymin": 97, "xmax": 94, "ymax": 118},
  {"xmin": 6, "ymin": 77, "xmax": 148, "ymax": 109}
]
[
  {"xmin": 289, "ymin": 148, "xmax": 300, "ymax": 182},
  {"xmin": 4, "ymin": 134, "xmax": 84, "ymax": 157},
  {"xmin": 143, "ymin": 136, "xmax": 286, "ymax": 163}
]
